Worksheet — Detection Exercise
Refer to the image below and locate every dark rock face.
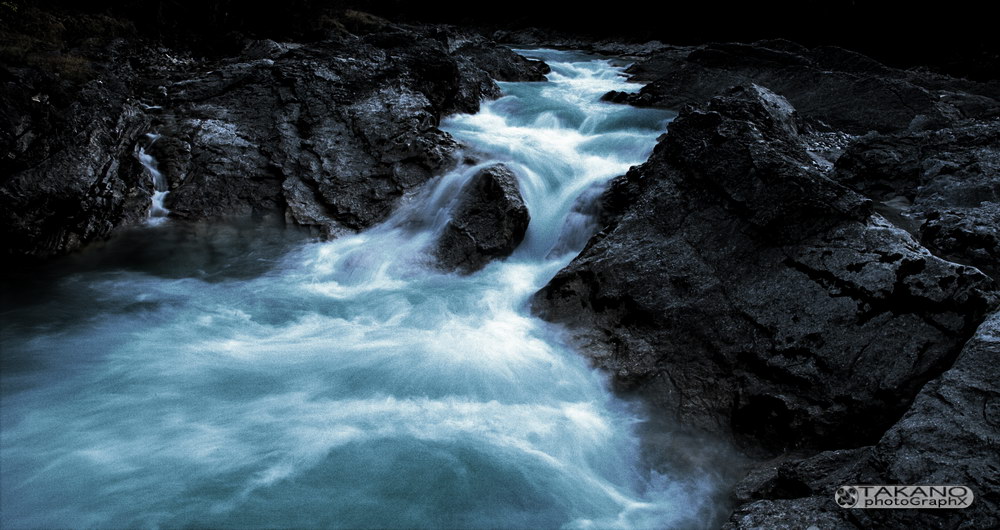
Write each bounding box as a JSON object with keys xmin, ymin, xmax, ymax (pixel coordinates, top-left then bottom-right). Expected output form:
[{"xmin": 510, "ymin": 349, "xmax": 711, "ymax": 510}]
[
  {"xmin": 726, "ymin": 310, "xmax": 1000, "ymax": 529},
  {"xmin": 450, "ymin": 39, "xmax": 550, "ymax": 114},
  {"xmin": 532, "ymin": 85, "xmax": 998, "ymax": 454},
  {"xmin": 493, "ymin": 28, "xmax": 670, "ymax": 59},
  {"xmin": 141, "ymin": 25, "xmax": 547, "ymax": 238},
  {"xmin": 539, "ymin": 76, "xmax": 1000, "ymax": 527},
  {"xmin": 451, "ymin": 38, "xmax": 550, "ymax": 82},
  {"xmin": 443, "ymin": 30, "xmax": 550, "ymax": 117},
  {"xmin": 0, "ymin": 44, "xmax": 153, "ymax": 260},
  {"xmin": 833, "ymin": 120, "xmax": 1000, "ymax": 279},
  {"xmin": 605, "ymin": 41, "xmax": 1000, "ymax": 134},
  {"xmin": 434, "ymin": 164, "xmax": 530, "ymax": 273},
  {"xmin": 1, "ymin": 24, "xmax": 548, "ymax": 258}
]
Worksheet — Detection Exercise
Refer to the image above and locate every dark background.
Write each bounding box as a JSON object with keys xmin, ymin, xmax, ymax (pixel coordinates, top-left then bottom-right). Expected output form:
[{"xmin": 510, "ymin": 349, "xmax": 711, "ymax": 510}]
[{"xmin": 10, "ymin": 1, "xmax": 1000, "ymax": 79}]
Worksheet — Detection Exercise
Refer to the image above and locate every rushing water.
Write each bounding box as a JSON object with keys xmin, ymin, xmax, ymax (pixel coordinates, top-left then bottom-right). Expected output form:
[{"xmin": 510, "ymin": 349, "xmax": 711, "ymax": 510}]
[
  {"xmin": 138, "ymin": 133, "xmax": 171, "ymax": 223},
  {"xmin": 0, "ymin": 50, "xmax": 727, "ymax": 529}
]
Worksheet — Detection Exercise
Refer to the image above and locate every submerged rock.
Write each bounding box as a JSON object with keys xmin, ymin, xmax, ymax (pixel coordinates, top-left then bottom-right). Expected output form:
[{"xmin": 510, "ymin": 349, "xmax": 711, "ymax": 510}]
[
  {"xmin": 434, "ymin": 164, "xmax": 530, "ymax": 273},
  {"xmin": 533, "ymin": 84, "xmax": 997, "ymax": 454}
]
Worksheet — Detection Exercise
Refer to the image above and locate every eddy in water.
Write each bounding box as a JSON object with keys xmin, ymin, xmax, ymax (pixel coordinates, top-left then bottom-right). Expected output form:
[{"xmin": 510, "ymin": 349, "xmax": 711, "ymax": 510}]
[{"xmin": 1, "ymin": 50, "xmax": 725, "ymax": 529}]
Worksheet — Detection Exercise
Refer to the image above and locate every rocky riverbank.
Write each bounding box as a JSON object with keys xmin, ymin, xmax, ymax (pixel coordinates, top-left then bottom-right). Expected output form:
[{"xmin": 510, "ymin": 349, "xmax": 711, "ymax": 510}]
[
  {"xmin": 1, "ymin": 13, "xmax": 547, "ymax": 260},
  {"xmin": 3, "ymin": 9, "xmax": 998, "ymax": 526},
  {"xmin": 530, "ymin": 38, "xmax": 999, "ymax": 529}
]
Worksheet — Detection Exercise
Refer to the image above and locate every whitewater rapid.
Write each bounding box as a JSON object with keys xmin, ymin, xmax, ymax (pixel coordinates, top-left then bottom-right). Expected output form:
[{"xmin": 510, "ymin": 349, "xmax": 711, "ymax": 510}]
[{"xmin": 0, "ymin": 50, "xmax": 724, "ymax": 529}]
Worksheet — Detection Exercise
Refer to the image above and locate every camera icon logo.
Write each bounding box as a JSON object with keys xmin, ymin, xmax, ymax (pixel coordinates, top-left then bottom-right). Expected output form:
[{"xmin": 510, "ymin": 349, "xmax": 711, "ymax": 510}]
[{"xmin": 836, "ymin": 486, "xmax": 859, "ymax": 507}]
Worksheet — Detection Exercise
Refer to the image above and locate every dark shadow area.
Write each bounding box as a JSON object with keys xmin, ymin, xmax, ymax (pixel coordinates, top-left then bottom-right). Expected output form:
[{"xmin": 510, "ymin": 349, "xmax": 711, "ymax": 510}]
[{"xmin": 13, "ymin": 0, "xmax": 996, "ymax": 80}]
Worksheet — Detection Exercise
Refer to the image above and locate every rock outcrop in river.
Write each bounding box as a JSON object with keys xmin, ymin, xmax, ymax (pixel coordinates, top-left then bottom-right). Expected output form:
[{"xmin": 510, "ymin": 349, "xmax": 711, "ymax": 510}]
[
  {"xmin": 434, "ymin": 164, "xmax": 530, "ymax": 273},
  {"xmin": 534, "ymin": 83, "xmax": 997, "ymax": 448},
  {"xmin": 143, "ymin": 27, "xmax": 547, "ymax": 238}
]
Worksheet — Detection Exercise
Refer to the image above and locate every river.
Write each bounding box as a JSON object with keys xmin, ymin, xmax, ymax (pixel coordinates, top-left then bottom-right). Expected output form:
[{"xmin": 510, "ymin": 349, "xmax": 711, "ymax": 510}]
[{"xmin": 0, "ymin": 49, "xmax": 730, "ymax": 529}]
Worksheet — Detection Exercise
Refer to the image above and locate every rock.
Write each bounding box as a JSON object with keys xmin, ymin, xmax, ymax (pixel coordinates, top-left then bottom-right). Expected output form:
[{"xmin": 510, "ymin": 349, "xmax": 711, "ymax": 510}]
[
  {"xmin": 491, "ymin": 28, "xmax": 670, "ymax": 60},
  {"xmin": 434, "ymin": 164, "xmax": 530, "ymax": 273},
  {"xmin": 0, "ymin": 42, "xmax": 153, "ymax": 261},
  {"xmin": 492, "ymin": 28, "xmax": 593, "ymax": 51},
  {"xmin": 610, "ymin": 41, "xmax": 1000, "ymax": 133},
  {"xmin": 448, "ymin": 33, "xmax": 550, "ymax": 114},
  {"xmin": 860, "ymin": 310, "xmax": 1000, "ymax": 528},
  {"xmin": 921, "ymin": 206, "xmax": 1000, "ymax": 280},
  {"xmin": 590, "ymin": 40, "xmax": 670, "ymax": 58},
  {"xmin": 140, "ymin": 25, "xmax": 547, "ymax": 238},
  {"xmin": 1, "ymin": 22, "xmax": 548, "ymax": 260},
  {"xmin": 532, "ymin": 84, "xmax": 998, "ymax": 454},
  {"xmin": 451, "ymin": 39, "xmax": 550, "ymax": 83},
  {"xmin": 726, "ymin": 310, "xmax": 1000, "ymax": 529},
  {"xmin": 727, "ymin": 497, "xmax": 857, "ymax": 530},
  {"xmin": 834, "ymin": 120, "xmax": 1000, "ymax": 279}
]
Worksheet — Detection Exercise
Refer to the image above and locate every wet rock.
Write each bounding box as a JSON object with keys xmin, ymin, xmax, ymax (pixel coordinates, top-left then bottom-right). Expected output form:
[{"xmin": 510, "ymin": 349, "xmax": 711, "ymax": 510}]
[
  {"xmin": 610, "ymin": 41, "xmax": 1000, "ymax": 133},
  {"xmin": 2, "ymin": 22, "xmax": 548, "ymax": 259},
  {"xmin": 451, "ymin": 39, "xmax": 550, "ymax": 82},
  {"xmin": 834, "ymin": 120, "xmax": 1000, "ymax": 279},
  {"xmin": 859, "ymin": 309, "xmax": 1000, "ymax": 528},
  {"xmin": 434, "ymin": 164, "xmax": 530, "ymax": 273},
  {"xmin": 449, "ymin": 34, "xmax": 550, "ymax": 114},
  {"xmin": 491, "ymin": 28, "xmax": 594, "ymax": 50},
  {"xmin": 727, "ymin": 496, "xmax": 857, "ymax": 530},
  {"xmin": 921, "ymin": 206, "xmax": 1000, "ymax": 280},
  {"xmin": 142, "ymin": 25, "xmax": 547, "ymax": 237},
  {"xmin": 726, "ymin": 310, "xmax": 1000, "ymax": 529},
  {"xmin": 532, "ymin": 84, "xmax": 998, "ymax": 454},
  {"xmin": 0, "ymin": 43, "xmax": 153, "ymax": 261},
  {"xmin": 491, "ymin": 28, "xmax": 670, "ymax": 59}
]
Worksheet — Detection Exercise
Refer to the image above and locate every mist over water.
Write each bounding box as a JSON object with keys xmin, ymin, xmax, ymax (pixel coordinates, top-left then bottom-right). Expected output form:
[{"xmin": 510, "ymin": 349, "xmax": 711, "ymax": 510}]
[{"xmin": 0, "ymin": 50, "xmax": 729, "ymax": 528}]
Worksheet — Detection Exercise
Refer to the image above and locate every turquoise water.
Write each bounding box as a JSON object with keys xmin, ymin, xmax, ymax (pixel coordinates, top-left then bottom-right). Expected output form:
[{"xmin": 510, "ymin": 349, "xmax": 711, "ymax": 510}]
[{"xmin": 0, "ymin": 50, "xmax": 723, "ymax": 529}]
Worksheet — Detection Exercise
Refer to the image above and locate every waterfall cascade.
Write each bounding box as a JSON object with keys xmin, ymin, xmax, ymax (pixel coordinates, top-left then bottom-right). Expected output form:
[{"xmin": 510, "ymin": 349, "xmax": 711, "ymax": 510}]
[{"xmin": 138, "ymin": 133, "xmax": 170, "ymax": 223}]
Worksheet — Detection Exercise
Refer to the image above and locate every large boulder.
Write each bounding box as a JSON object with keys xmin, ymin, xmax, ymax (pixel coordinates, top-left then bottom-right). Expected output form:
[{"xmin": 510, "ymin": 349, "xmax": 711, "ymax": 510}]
[
  {"xmin": 434, "ymin": 164, "xmax": 530, "ymax": 273},
  {"xmin": 532, "ymin": 84, "xmax": 997, "ymax": 454},
  {"xmin": 604, "ymin": 41, "xmax": 1000, "ymax": 134},
  {"xmin": 448, "ymin": 34, "xmax": 550, "ymax": 82}
]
